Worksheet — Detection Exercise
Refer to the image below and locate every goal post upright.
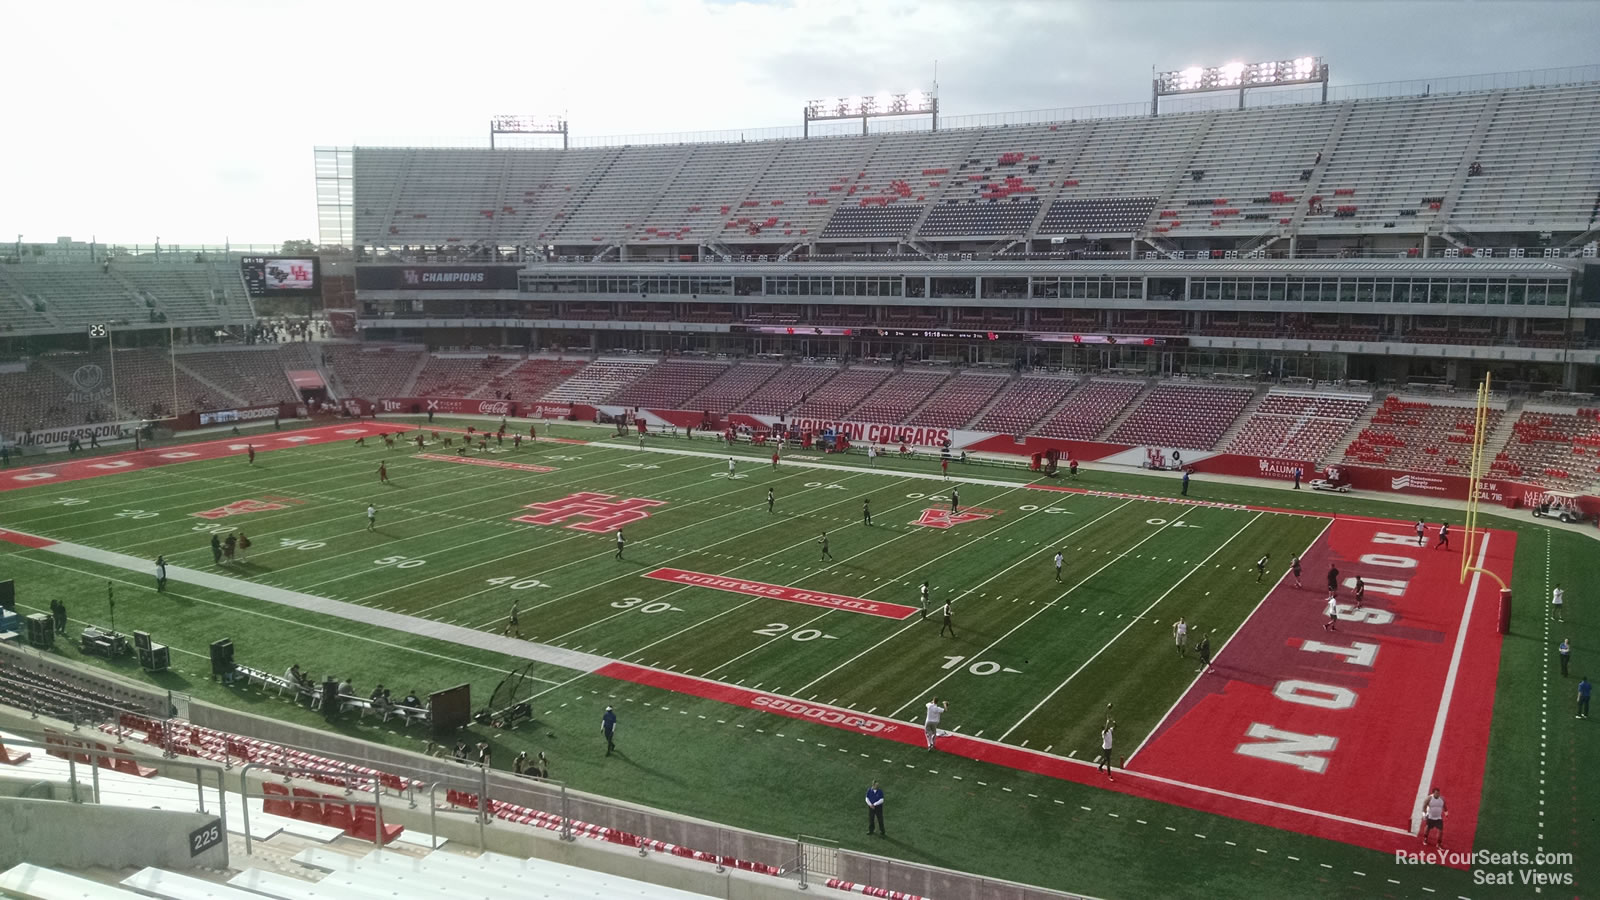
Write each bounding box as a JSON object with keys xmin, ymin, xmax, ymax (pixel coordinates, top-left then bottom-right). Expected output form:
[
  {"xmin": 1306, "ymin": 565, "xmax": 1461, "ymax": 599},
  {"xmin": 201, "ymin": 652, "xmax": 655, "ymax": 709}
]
[{"xmin": 1460, "ymin": 373, "xmax": 1506, "ymax": 591}]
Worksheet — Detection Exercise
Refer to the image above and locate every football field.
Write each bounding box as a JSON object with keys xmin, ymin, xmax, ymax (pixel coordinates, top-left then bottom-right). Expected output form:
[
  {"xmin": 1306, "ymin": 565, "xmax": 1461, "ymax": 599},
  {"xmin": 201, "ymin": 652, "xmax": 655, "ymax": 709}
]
[
  {"xmin": 0, "ymin": 421, "xmax": 1326, "ymax": 750},
  {"xmin": 0, "ymin": 417, "xmax": 1581, "ymax": 899}
]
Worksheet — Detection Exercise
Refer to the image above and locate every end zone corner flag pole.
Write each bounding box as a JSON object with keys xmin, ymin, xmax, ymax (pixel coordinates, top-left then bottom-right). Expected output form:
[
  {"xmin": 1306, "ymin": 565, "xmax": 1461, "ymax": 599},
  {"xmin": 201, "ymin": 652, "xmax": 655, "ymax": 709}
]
[{"xmin": 1460, "ymin": 374, "xmax": 1505, "ymax": 590}]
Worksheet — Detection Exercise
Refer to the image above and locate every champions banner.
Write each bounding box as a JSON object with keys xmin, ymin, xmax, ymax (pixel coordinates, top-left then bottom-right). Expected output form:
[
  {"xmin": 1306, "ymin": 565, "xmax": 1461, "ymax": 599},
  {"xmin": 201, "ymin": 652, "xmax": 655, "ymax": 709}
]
[{"xmin": 355, "ymin": 265, "xmax": 521, "ymax": 291}]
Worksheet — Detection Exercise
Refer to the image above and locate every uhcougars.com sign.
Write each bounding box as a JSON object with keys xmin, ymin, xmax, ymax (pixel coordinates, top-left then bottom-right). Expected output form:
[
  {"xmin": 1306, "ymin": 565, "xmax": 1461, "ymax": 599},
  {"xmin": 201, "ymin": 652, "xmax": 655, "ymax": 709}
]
[
  {"xmin": 199, "ymin": 405, "xmax": 280, "ymax": 426},
  {"xmin": 11, "ymin": 422, "xmax": 130, "ymax": 450}
]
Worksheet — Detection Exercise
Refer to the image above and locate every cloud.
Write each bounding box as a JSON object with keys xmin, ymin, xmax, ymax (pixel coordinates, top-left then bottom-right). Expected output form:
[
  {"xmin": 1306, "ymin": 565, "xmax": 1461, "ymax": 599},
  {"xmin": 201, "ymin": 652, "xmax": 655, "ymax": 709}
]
[{"xmin": 2, "ymin": 0, "xmax": 1596, "ymax": 242}]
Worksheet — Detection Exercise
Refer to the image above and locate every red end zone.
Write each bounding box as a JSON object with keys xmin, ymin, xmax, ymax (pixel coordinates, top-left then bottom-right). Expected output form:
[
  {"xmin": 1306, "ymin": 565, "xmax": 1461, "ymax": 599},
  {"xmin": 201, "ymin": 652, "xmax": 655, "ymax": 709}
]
[
  {"xmin": 0, "ymin": 423, "xmax": 412, "ymax": 492},
  {"xmin": 606, "ymin": 517, "xmax": 1513, "ymax": 858},
  {"xmin": 642, "ymin": 568, "xmax": 918, "ymax": 619},
  {"xmin": 1131, "ymin": 517, "xmax": 1513, "ymax": 857},
  {"xmin": 596, "ymin": 661, "xmax": 1452, "ymax": 852}
]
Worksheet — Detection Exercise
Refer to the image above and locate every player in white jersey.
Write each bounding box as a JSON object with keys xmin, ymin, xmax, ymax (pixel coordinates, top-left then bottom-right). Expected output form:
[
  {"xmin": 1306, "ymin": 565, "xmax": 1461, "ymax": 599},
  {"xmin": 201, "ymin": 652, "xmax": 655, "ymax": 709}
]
[
  {"xmin": 1053, "ymin": 552, "xmax": 1063, "ymax": 582},
  {"xmin": 1172, "ymin": 617, "xmax": 1188, "ymax": 655},
  {"xmin": 924, "ymin": 698, "xmax": 948, "ymax": 751},
  {"xmin": 1419, "ymin": 787, "xmax": 1447, "ymax": 847},
  {"xmin": 1323, "ymin": 595, "xmax": 1339, "ymax": 631},
  {"xmin": 1552, "ymin": 583, "xmax": 1565, "ymax": 622},
  {"xmin": 1097, "ymin": 721, "xmax": 1116, "ymax": 780}
]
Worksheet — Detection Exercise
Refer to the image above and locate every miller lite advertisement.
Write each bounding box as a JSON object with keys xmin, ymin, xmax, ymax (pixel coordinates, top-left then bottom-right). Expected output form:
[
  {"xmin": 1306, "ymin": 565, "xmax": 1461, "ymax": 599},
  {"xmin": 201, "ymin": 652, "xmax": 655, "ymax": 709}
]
[{"xmin": 241, "ymin": 257, "xmax": 320, "ymax": 296}]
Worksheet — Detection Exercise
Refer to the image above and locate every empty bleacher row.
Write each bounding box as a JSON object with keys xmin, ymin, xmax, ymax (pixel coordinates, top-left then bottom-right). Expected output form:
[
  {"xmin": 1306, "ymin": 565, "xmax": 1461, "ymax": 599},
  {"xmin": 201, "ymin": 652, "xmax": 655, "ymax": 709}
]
[
  {"xmin": 612, "ymin": 358, "xmax": 728, "ymax": 409},
  {"xmin": 910, "ymin": 371, "xmax": 1010, "ymax": 428},
  {"xmin": 3, "ymin": 342, "xmax": 1588, "ymax": 480},
  {"xmin": 354, "ymin": 80, "xmax": 1600, "ymax": 248},
  {"xmin": 324, "ymin": 345, "xmax": 426, "ymax": 399},
  {"xmin": 542, "ymin": 358, "xmax": 655, "ymax": 403},
  {"xmin": 1226, "ymin": 390, "xmax": 1373, "ymax": 462},
  {"xmin": 974, "ymin": 375, "xmax": 1080, "ymax": 435},
  {"xmin": 790, "ymin": 366, "xmax": 893, "ymax": 419},
  {"xmin": 469, "ymin": 357, "xmax": 577, "ymax": 400},
  {"xmin": 1338, "ymin": 395, "xmax": 1505, "ymax": 476},
  {"xmin": 1035, "ymin": 379, "xmax": 1145, "ymax": 440},
  {"xmin": 686, "ymin": 361, "xmax": 780, "ymax": 414},
  {"xmin": 0, "ymin": 262, "xmax": 253, "ymax": 329},
  {"xmin": 173, "ymin": 346, "xmax": 303, "ymax": 407},
  {"xmin": 1108, "ymin": 383, "xmax": 1256, "ymax": 450},
  {"xmin": 1493, "ymin": 407, "xmax": 1600, "ymax": 491},
  {"xmin": 409, "ymin": 354, "xmax": 517, "ymax": 397}
]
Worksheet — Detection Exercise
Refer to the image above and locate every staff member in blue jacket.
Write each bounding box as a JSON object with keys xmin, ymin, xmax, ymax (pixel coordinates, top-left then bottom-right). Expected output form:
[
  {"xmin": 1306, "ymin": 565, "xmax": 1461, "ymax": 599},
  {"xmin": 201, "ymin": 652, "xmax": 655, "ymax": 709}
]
[
  {"xmin": 602, "ymin": 705, "xmax": 618, "ymax": 755},
  {"xmin": 865, "ymin": 780, "xmax": 885, "ymax": 836}
]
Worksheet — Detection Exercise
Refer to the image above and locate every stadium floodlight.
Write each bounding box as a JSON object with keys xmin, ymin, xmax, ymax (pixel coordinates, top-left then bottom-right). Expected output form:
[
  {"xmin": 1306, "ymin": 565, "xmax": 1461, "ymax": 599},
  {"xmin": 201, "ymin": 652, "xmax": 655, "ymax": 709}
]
[
  {"xmin": 1152, "ymin": 56, "xmax": 1328, "ymax": 113},
  {"xmin": 489, "ymin": 115, "xmax": 569, "ymax": 149},
  {"xmin": 804, "ymin": 88, "xmax": 938, "ymax": 137}
]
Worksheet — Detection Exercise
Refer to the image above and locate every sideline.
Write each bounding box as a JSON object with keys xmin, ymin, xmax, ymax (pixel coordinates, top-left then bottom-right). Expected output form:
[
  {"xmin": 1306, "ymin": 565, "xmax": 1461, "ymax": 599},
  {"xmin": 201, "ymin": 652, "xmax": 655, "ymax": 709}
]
[{"xmin": 0, "ymin": 526, "xmax": 611, "ymax": 675}]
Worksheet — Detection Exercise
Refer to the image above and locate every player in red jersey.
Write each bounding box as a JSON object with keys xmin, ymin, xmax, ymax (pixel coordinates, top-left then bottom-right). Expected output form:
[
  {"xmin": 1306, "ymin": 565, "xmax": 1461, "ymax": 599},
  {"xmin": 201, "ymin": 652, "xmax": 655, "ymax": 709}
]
[
  {"xmin": 246, "ymin": 444, "xmax": 256, "ymax": 465},
  {"xmin": 771, "ymin": 450, "xmax": 780, "ymax": 470},
  {"xmin": 378, "ymin": 462, "xmax": 389, "ymax": 484},
  {"xmin": 415, "ymin": 433, "xmax": 425, "ymax": 450}
]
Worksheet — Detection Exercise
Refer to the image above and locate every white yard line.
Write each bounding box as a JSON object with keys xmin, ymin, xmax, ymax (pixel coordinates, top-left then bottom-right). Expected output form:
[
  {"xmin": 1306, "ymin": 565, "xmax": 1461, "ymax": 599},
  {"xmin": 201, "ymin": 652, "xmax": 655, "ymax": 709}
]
[
  {"xmin": 417, "ymin": 469, "xmax": 888, "ymax": 620},
  {"xmin": 11, "ymin": 530, "xmax": 609, "ymax": 676},
  {"xmin": 6, "ymin": 551, "xmax": 577, "ymax": 681},
  {"xmin": 689, "ymin": 481, "xmax": 1057, "ymax": 679},
  {"xmin": 291, "ymin": 457, "xmax": 729, "ymax": 593},
  {"xmin": 892, "ymin": 507, "xmax": 1211, "ymax": 721},
  {"xmin": 1125, "ymin": 516, "xmax": 1333, "ymax": 763},
  {"xmin": 20, "ymin": 438, "xmax": 589, "ymax": 552},
  {"xmin": 1409, "ymin": 531, "xmax": 1492, "ymax": 835},
  {"xmin": 998, "ymin": 509, "xmax": 1260, "ymax": 739},
  {"xmin": 102, "ymin": 442, "xmax": 629, "ymax": 554},
  {"xmin": 596, "ymin": 483, "xmax": 950, "ymax": 657},
  {"xmin": 791, "ymin": 497, "xmax": 1138, "ymax": 699}
]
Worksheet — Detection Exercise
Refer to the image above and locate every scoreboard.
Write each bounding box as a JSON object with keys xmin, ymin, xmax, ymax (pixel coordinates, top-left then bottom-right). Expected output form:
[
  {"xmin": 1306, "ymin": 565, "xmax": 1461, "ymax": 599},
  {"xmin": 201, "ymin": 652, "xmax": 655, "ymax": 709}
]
[{"xmin": 241, "ymin": 257, "xmax": 319, "ymax": 296}]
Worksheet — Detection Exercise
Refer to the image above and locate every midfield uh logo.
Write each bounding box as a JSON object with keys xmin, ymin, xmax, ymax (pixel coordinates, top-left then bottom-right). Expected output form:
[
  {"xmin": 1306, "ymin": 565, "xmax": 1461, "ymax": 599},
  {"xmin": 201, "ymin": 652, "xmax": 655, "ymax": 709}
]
[
  {"xmin": 191, "ymin": 499, "xmax": 290, "ymax": 520},
  {"xmin": 513, "ymin": 491, "xmax": 666, "ymax": 533},
  {"xmin": 912, "ymin": 508, "xmax": 994, "ymax": 529}
]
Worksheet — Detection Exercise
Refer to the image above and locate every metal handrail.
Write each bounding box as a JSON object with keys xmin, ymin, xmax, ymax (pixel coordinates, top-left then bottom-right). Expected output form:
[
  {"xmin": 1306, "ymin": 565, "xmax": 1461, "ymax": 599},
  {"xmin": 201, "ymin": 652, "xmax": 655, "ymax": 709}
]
[
  {"xmin": 0, "ymin": 725, "xmax": 231, "ymax": 870},
  {"xmin": 238, "ymin": 762, "xmax": 384, "ymax": 856}
]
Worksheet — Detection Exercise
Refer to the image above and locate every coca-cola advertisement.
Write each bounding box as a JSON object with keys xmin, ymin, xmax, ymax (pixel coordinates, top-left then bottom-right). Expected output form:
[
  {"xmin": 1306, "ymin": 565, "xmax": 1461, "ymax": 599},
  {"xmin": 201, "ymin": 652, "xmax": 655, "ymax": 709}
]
[{"xmin": 377, "ymin": 397, "xmax": 521, "ymax": 417}]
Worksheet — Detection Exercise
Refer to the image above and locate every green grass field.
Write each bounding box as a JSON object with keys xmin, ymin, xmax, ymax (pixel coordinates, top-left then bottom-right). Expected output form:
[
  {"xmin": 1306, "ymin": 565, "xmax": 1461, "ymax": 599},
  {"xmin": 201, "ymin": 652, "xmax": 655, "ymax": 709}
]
[{"xmin": 1, "ymin": 418, "xmax": 1593, "ymax": 899}]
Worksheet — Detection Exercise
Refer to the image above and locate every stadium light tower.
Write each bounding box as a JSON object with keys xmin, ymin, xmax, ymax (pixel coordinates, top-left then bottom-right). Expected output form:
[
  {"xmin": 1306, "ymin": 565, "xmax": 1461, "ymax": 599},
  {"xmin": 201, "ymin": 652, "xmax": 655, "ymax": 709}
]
[
  {"xmin": 490, "ymin": 115, "xmax": 568, "ymax": 149},
  {"xmin": 1152, "ymin": 56, "xmax": 1327, "ymax": 114},
  {"xmin": 803, "ymin": 90, "xmax": 937, "ymax": 137}
]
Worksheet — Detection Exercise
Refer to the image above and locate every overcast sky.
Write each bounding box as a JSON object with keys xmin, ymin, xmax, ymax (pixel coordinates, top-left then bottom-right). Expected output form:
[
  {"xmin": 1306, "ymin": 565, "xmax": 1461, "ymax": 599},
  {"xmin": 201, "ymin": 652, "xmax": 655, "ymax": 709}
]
[{"xmin": 4, "ymin": 0, "xmax": 1595, "ymax": 246}]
